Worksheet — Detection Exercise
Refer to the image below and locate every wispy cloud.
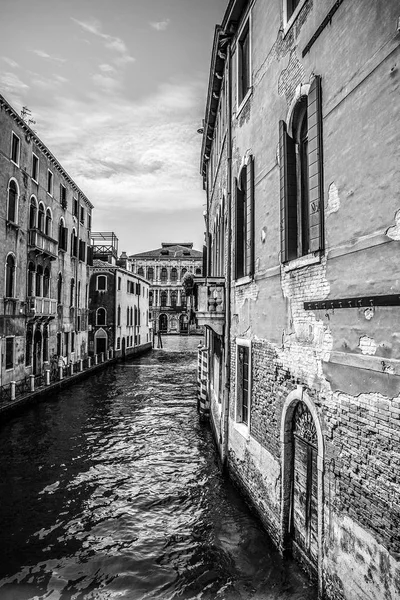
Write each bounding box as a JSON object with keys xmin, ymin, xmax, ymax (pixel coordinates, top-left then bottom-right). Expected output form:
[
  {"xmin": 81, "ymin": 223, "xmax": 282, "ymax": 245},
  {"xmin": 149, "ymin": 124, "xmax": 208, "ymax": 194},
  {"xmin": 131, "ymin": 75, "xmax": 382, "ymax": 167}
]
[
  {"xmin": 92, "ymin": 73, "xmax": 122, "ymax": 92},
  {"xmin": 71, "ymin": 18, "xmax": 135, "ymax": 66},
  {"xmin": 33, "ymin": 49, "xmax": 66, "ymax": 63},
  {"xmin": 0, "ymin": 72, "xmax": 29, "ymax": 108},
  {"xmin": 34, "ymin": 80, "xmax": 204, "ymax": 217},
  {"xmin": 150, "ymin": 19, "xmax": 170, "ymax": 31},
  {"xmin": 2, "ymin": 56, "xmax": 19, "ymax": 68},
  {"xmin": 99, "ymin": 63, "xmax": 116, "ymax": 74}
]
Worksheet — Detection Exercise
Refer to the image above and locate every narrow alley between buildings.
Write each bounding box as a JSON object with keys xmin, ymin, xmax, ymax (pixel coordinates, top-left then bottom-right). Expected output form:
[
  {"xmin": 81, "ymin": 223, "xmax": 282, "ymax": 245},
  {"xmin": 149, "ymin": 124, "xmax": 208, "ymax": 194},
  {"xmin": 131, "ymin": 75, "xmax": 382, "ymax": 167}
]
[{"xmin": 0, "ymin": 337, "xmax": 316, "ymax": 600}]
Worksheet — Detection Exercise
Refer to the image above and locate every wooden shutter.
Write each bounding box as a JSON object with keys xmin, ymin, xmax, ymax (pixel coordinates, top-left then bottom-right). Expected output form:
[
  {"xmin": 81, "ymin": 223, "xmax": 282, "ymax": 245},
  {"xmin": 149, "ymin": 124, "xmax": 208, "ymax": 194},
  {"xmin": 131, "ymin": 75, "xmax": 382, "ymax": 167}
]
[
  {"xmin": 246, "ymin": 156, "xmax": 255, "ymax": 277},
  {"xmin": 279, "ymin": 120, "xmax": 297, "ymax": 262},
  {"xmin": 307, "ymin": 75, "xmax": 324, "ymax": 253}
]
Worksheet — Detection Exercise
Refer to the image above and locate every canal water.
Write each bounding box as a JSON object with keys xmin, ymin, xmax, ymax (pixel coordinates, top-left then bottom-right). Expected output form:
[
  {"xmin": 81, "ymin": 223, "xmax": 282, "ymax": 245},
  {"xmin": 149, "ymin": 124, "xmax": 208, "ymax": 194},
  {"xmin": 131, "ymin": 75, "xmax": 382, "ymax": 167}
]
[{"xmin": 0, "ymin": 337, "xmax": 316, "ymax": 600}]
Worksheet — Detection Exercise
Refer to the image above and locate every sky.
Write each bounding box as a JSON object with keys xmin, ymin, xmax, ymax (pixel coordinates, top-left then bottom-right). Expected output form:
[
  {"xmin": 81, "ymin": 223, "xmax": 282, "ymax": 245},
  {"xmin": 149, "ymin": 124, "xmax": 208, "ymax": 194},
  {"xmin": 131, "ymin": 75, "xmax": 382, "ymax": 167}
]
[{"xmin": 0, "ymin": 0, "xmax": 227, "ymax": 254}]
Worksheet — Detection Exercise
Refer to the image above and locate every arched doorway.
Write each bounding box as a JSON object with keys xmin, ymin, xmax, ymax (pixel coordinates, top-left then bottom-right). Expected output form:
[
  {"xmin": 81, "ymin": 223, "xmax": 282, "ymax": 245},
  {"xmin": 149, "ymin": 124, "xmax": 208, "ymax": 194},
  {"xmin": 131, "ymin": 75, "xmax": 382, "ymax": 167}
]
[
  {"xmin": 122, "ymin": 336, "xmax": 126, "ymax": 358},
  {"xmin": 159, "ymin": 314, "xmax": 168, "ymax": 333},
  {"xmin": 280, "ymin": 390, "xmax": 324, "ymax": 590},
  {"xmin": 33, "ymin": 329, "xmax": 42, "ymax": 375},
  {"xmin": 95, "ymin": 327, "xmax": 107, "ymax": 356}
]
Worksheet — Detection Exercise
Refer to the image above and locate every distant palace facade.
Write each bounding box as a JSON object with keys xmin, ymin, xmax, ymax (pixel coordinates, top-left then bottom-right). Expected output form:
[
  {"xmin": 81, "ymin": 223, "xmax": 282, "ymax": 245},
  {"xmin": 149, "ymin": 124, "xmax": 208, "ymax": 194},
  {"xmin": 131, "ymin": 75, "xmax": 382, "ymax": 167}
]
[{"xmin": 129, "ymin": 243, "xmax": 203, "ymax": 334}]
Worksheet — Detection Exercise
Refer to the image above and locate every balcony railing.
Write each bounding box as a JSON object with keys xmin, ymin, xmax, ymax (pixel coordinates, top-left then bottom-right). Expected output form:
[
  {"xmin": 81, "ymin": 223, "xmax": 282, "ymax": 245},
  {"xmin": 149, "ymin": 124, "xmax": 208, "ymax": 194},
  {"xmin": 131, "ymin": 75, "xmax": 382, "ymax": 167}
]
[
  {"xmin": 28, "ymin": 229, "xmax": 58, "ymax": 260},
  {"xmin": 27, "ymin": 296, "xmax": 57, "ymax": 317},
  {"xmin": 194, "ymin": 277, "xmax": 225, "ymax": 336}
]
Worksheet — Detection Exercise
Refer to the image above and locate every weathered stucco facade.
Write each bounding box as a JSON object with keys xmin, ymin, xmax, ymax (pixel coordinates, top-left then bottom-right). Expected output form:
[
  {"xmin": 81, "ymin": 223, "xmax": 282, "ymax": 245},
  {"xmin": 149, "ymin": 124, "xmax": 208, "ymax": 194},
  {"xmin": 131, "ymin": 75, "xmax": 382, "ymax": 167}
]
[
  {"xmin": 0, "ymin": 93, "xmax": 93, "ymax": 388},
  {"xmin": 197, "ymin": 1, "xmax": 400, "ymax": 598},
  {"xmin": 130, "ymin": 243, "xmax": 203, "ymax": 335}
]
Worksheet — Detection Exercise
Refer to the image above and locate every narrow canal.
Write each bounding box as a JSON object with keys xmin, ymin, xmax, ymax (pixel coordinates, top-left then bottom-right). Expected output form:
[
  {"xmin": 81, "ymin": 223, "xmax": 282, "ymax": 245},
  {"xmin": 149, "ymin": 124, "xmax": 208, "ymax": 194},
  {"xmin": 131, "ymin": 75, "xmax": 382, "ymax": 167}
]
[{"xmin": 0, "ymin": 337, "xmax": 316, "ymax": 600}]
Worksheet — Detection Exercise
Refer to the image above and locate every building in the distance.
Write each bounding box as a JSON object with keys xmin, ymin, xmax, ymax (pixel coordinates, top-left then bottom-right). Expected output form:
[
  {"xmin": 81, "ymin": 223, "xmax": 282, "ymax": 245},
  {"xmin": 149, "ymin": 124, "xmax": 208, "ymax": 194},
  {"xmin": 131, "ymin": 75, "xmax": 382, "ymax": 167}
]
[
  {"xmin": 129, "ymin": 243, "xmax": 203, "ymax": 334},
  {"xmin": 0, "ymin": 92, "xmax": 93, "ymax": 387},
  {"xmin": 88, "ymin": 233, "xmax": 150, "ymax": 358}
]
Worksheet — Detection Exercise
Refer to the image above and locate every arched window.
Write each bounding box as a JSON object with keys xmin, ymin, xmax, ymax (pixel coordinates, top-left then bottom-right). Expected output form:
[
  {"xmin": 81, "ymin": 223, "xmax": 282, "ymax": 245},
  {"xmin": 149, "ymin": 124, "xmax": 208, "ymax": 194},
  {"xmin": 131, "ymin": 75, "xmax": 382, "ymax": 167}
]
[
  {"xmin": 117, "ymin": 305, "xmax": 121, "ymax": 326},
  {"xmin": 170, "ymin": 268, "xmax": 178, "ymax": 283},
  {"xmin": 195, "ymin": 268, "xmax": 202, "ymax": 275},
  {"xmin": 127, "ymin": 306, "xmax": 130, "ymax": 325},
  {"xmin": 181, "ymin": 290, "xmax": 186, "ymax": 308},
  {"xmin": 130, "ymin": 307, "xmax": 133, "ymax": 325},
  {"xmin": 45, "ymin": 208, "xmax": 52, "ymax": 237},
  {"xmin": 70, "ymin": 278, "xmax": 75, "ymax": 307},
  {"xmin": 43, "ymin": 267, "xmax": 50, "ymax": 298},
  {"xmin": 235, "ymin": 159, "xmax": 254, "ymax": 279},
  {"xmin": 161, "ymin": 290, "xmax": 167, "ymax": 307},
  {"xmin": 171, "ymin": 290, "xmax": 177, "ymax": 307},
  {"xmin": 7, "ymin": 179, "xmax": 18, "ymax": 223},
  {"xmin": 29, "ymin": 196, "xmax": 37, "ymax": 229},
  {"xmin": 181, "ymin": 267, "xmax": 187, "ymax": 280},
  {"xmin": 147, "ymin": 267, "xmax": 154, "ymax": 282},
  {"xmin": 5, "ymin": 254, "xmax": 15, "ymax": 297},
  {"xmin": 77, "ymin": 282, "xmax": 81, "ymax": 308},
  {"xmin": 97, "ymin": 307, "xmax": 106, "ymax": 326},
  {"xmin": 160, "ymin": 267, "xmax": 167, "ymax": 283},
  {"xmin": 97, "ymin": 275, "xmax": 107, "ymax": 291},
  {"xmin": 134, "ymin": 306, "xmax": 138, "ymax": 326},
  {"xmin": 149, "ymin": 291, "xmax": 153, "ymax": 307},
  {"xmin": 138, "ymin": 267, "xmax": 144, "ymax": 277},
  {"xmin": 38, "ymin": 203, "xmax": 45, "ymax": 232},
  {"xmin": 35, "ymin": 265, "xmax": 43, "ymax": 297},
  {"xmin": 280, "ymin": 77, "xmax": 323, "ymax": 262},
  {"xmin": 57, "ymin": 273, "xmax": 63, "ymax": 304},
  {"xmin": 27, "ymin": 262, "xmax": 35, "ymax": 296}
]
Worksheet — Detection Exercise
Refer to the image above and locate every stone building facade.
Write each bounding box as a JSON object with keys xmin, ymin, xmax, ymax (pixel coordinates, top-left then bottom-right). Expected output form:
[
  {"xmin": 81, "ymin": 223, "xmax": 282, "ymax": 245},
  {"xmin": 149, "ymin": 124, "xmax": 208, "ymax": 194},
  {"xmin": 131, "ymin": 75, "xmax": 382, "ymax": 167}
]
[
  {"xmin": 88, "ymin": 233, "xmax": 150, "ymax": 358},
  {"xmin": 196, "ymin": 1, "xmax": 400, "ymax": 599},
  {"xmin": 0, "ymin": 93, "xmax": 93, "ymax": 387},
  {"xmin": 130, "ymin": 243, "xmax": 203, "ymax": 334}
]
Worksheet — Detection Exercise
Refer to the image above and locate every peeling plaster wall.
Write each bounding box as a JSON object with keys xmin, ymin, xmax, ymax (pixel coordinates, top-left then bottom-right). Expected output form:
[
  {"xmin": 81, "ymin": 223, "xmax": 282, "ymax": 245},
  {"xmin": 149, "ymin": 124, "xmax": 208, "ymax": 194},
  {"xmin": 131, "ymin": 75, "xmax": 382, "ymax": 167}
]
[{"xmin": 221, "ymin": 0, "xmax": 400, "ymax": 598}]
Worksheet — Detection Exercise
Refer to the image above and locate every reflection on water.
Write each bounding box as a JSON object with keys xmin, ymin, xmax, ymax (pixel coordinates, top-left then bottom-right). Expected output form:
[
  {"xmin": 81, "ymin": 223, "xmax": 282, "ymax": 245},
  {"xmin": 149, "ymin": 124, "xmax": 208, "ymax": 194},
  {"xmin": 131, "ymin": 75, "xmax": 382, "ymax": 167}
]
[{"xmin": 0, "ymin": 336, "xmax": 316, "ymax": 600}]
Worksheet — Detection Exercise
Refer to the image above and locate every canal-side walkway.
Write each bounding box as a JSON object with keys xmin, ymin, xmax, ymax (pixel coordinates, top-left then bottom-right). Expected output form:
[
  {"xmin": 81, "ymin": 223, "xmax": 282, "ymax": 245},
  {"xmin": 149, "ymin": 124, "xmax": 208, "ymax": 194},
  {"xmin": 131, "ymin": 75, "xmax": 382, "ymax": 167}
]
[{"xmin": 0, "ymin": 343, "xmax": 152, "ymax": 419}]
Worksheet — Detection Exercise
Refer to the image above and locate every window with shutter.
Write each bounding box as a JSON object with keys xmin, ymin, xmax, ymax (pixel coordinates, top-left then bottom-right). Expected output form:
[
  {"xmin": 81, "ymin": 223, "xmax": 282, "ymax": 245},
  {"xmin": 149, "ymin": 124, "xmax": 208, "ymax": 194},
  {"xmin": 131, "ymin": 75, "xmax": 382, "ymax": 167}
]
[
  {"xmin": 235, "ymin": 158, "xmax": 254, "ymax": 279},
  {"xmin": 279, "ymin": 76, "xmax": 324, "ymax": 263},
  {"xmin": 235, "ymin": 340, "xmax": 251, "ymax": 427}
]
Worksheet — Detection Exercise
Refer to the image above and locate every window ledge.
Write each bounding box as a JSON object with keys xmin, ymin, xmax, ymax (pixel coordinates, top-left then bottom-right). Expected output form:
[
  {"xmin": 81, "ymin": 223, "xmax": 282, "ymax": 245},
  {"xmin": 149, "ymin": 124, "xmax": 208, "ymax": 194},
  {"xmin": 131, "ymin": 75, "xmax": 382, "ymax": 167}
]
[
  {"xmin": 283, "ymin": 0, "xmax": 309, "ymax": 37},
  {"xmin": 6, "ymin": 220, "xmax": 19, "ymax": 229},
  {"xmin": 283, "ymin": 252, "xmax": 321, "ymax": 273},
  {"xmin": 10, "ymin": 160, "xmax": 19, "ymax": 168},
  {"xmin": 234, "ymin": 275, "xmax": 252, "ymax": 287},
  {"xmin": 233, "ymin": 421, "xmax": 250, "ymax": 440},
  {"xmin": 236, "ymin": 88, "xmax": 252, "ymax": 118}
]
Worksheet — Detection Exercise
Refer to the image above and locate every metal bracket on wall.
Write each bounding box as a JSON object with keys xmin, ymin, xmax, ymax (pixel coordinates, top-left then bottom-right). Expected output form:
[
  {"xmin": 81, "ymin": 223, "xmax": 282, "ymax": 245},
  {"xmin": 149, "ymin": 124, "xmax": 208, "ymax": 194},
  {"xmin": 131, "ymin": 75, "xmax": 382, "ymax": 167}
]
[{"xmin": 304, "ymin": 294, "xmax": 400, "ymax": 311}]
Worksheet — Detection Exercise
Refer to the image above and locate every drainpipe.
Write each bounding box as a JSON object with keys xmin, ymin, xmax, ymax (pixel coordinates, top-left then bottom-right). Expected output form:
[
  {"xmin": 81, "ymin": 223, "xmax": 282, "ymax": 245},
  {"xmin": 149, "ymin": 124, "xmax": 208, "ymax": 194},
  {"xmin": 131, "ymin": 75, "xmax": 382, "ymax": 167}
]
[{"xmin": 222, "ymin": 39, "xmax": 232, "ymax": 470}]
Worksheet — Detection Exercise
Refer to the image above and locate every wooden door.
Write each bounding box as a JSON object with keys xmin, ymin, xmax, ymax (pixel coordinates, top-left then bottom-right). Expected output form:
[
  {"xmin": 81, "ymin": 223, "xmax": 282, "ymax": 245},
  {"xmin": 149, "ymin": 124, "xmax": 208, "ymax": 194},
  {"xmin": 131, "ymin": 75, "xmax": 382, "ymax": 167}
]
[{"xmin": 291, "ymin": 402, "xmax": 318, "ymax": 568}]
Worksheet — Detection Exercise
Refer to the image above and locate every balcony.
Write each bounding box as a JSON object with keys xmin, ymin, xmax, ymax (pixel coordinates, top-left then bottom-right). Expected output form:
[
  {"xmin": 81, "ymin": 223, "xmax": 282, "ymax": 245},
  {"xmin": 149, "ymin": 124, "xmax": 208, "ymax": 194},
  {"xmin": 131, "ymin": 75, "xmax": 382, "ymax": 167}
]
[
  {"xmin": 28, "ymin": 229, "xmax": 58, "ymax": 260},
  {"xmin": 27, "ymin": 296, "xmax": 57, "ymax": 317},
  {"xmin": 194, "ymin": 277, "xmax": 225, "ymax": 336}
]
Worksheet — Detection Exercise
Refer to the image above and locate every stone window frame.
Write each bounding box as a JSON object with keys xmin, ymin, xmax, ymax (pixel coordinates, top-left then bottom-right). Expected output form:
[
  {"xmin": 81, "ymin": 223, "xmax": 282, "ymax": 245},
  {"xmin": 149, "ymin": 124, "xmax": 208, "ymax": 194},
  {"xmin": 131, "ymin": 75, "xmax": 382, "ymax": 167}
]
[
  {"xmin": 32, "ymin": 152, "xmax": 39, "ymax": 183},
  {"xmin": 234, "ymin": 338, "xmax": 252, "ymax": 438},
  {"xmin": 10, "ymin": 131, "xmax": 20, "ymax": 166},
  {"xmin": 283, "ymin": 0, "xmax": 308, "ymax": 36},
  {"xmin": 96, "ymin": 307, "xmax": 107, "ymax": 326},
  {"xmin": 5, "ymin": 336, "xmax": 15, "ymax": 370},
  {"xmin": 236, "ymin": 12, "xmax": 252, "ymax": 115},
  {"xmin": 7, "ymin": 177, "xmax": 19, "ymax": 224},
  {"xmin": 47, "ymin": 169, "xmax": 53, "ymax": 197},
  {"xmin": 96, "ymin": 274, "xmax": 107, "ymax": 292},
  {"xmin": 280, "ymin": 387, "xmax": 325, "ymax": 597}
]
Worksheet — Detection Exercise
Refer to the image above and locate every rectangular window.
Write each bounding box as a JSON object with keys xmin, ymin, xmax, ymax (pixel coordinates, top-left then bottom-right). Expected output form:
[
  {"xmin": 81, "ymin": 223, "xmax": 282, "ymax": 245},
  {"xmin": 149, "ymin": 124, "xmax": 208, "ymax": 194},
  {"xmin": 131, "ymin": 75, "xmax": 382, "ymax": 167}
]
[
  {"xmin": 118, "ymin": 277, "xmax": 121, "ymax": 290},
  {"xmin": 79, "ymin": 239, "xmax": 86, "ymax": 262},
  {"xmin": 71, "ymin": 331, "xmax": 75, "ymax": 353},
  {"xmin": 64, "ymin": 332, "xmax": 69, "ymax": 357},
  {"xmin": 73, "ymin": 198, "xmax": 78, "ymax": 217},
  {"xmin": 238, "ymin": 19, "xmax": 251, "ymax": 107},
  {"xmin": 279, "ymin": 76, "xmax": 324, "ymax": 263},
  {"xmin": 60, "ymin": 184, "xmax": 67, "ymax": 208},
  {"xmin": 11, "ymin": 133, "xmax": 20, "ymax": 165},
  {"xmin": 57, "ymin": 332, "xmax": 62, "ymax": 356},
  {"xmin": 80, "ymin": 206, "xmax": 85, "ymax": 224},
  {"xmin": 32, "ymin": 153, "xmax": 39, "ymax": 182},
  {"xmin": 5, "ymin": 337, "xmax": 14, "ymax": 370},
  {"xmin": 236, "ymin": 340, "xmax": 251, "ymax": 426},
  {"xmin": 87, "ymin": 212, "xmax": 92, "ymax": 230},
  {"xmin": 47, "ymin": 170, "xmax": 53, "ymax": 195}
]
